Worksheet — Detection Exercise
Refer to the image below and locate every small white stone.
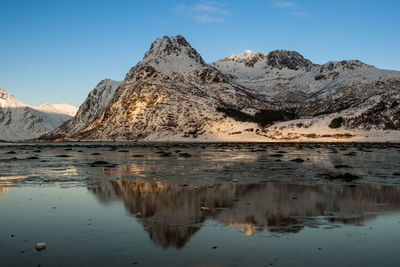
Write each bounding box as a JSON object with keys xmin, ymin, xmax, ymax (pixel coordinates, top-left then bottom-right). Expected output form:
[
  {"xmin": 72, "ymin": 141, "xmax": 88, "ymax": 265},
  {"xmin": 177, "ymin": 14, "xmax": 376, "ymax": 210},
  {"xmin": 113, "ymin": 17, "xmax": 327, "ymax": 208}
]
[
  {"xmin": 36, "ymin": 242, "xmax": 46, "ymax": 251},
  {"xmin": 200, "ymin": 206, "xmax": 210, "ymax": 211}
]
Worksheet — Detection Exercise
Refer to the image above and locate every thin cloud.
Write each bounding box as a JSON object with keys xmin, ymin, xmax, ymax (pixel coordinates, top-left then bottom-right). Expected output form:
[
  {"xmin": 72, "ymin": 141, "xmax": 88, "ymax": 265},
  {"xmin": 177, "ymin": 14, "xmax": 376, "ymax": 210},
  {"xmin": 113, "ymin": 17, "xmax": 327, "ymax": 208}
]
[
  {"xmin": 176, "ymin": 2, "xmax": 230, "ymax": 23},
  {"xmin": 275, "ymin": 1, "xmax": 298, "ymax": 9},
  {"xmin": 274, "ymin": 1, "xmax": 310, "ymax": 19},
  {"xmin": 292, "ymin": 11, "xmax": 310, "ymax": 19}
]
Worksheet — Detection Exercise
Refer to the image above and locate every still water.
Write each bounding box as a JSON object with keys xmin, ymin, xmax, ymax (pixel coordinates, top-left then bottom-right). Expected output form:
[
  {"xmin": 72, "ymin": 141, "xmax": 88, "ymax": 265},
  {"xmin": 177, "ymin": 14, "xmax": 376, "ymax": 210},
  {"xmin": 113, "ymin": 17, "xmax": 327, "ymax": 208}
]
[{"xmin": 1, "ymin": 142, "xmax": 400, "ymax": 266}]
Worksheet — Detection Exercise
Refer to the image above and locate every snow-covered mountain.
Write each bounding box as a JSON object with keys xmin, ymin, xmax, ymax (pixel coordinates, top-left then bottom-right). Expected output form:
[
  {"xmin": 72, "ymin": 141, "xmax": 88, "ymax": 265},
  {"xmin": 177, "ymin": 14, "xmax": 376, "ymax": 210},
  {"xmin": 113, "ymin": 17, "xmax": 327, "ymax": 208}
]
[
  {"xmin": 0, "ymin": 87, "xmax": 76, "ymax": 141},
  {"xmin": 42, "ymin": 35, "xmax": 400, "ymax": 142},
  {"xmin": 213, "ymin": 49, "xmax": 400, "ymax": 140},
  {"xmin": 41, "ymin": 79, "xmax": 121, "ymax": 140},
  {"xmin": 36, "ymin": 103, "xmax": 78, "ymax": 117}
]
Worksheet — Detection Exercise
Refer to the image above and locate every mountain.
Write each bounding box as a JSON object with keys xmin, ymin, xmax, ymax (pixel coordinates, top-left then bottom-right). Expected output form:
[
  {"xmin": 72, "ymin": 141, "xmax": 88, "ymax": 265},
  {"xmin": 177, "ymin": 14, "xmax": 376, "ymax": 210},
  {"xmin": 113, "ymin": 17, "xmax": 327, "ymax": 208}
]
[
  {"xmin": 44, "ymin": 35, "xmax": 400, "ymax": 142},
  {"xmin": 213, "ymin": 49, "xmax": 400, "ymax": 140},
  {"xmin": 41, "ymin": 79, "xmax": 122, "ymax": 140},
  {"xmin": 36, "ymin": 103, "xmax": 78, "ymax": 117},
  {"xmin": 47, "ymin": 35, "xmax": 272, "ymax": 141},
  {"xmin": 0, "ymin": 86, "xmax": 76, "ymax": 141}
]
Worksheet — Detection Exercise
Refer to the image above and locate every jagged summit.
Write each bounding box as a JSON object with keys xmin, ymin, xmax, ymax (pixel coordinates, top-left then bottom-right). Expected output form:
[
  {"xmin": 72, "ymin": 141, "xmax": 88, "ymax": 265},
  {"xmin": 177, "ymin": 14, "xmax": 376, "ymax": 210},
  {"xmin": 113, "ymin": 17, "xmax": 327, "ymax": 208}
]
[
  {"xmin": 265, "ymin": 50, "xmax": 313, "ymax": 70},
  {"xmin": 139, "ymin": 35, "xmax": 205, "ymax": 73}
]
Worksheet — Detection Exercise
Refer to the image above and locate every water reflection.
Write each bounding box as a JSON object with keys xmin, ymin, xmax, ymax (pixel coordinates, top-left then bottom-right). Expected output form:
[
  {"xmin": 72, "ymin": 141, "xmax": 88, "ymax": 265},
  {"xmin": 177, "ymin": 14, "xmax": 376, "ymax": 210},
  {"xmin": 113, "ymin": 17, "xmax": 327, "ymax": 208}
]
[
  {"xmin": 0, "ymin": 187, "xmax": 9, "ymax": 197},
  {"xmin": 90, "ymin": 180, "xmax": 400, "ymax": 249}
]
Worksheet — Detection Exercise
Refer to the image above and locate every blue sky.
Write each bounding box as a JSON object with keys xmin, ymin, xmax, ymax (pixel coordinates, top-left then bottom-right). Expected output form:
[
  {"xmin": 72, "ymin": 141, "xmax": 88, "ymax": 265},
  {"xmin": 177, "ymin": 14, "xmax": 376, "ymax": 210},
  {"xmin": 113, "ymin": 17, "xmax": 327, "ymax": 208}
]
[{"xmin": 1, "ymin": 0, "xmax": 399, "ymax": 106}]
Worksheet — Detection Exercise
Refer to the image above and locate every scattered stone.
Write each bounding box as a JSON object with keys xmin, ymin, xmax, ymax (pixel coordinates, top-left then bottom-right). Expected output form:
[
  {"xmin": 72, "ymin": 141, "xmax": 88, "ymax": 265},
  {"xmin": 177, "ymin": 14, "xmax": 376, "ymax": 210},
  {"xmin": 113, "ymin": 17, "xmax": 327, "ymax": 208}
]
[
  {"xmin": 35, "ymin": 242, "xmax": 46, "ymax": 251},
  {"xmin": 92, "ymin": 152, "xmax": 101, "ymax": 155},
  {"xmin": 26, "ymin": 156, "xmax": 40, "ymax": 160},
  {"xmin": 200, "ymin": 206, "xmax": 210, "ymax": 211},
  {"xmin": 132, "ymin": 154, "xmax": 144, "ymax": 157},
  {"xmin": 334, "ymin": 165, "xmax": 353, "ymax": 169},
  {"xmin": 324, "ymin": 172, "xmax": 361, "ymax": 182},
  {"xmin": 56, "ymin": 155, "xmax": 70, "ymax": 158},
  {"xmin": 179, "ymin": 153, "xmax": 192, "ymax": 158},
  {"xmin": 270, "ymin": 154, "xmax": 283, "ymax": 157},
  {"xmin": 212, "ymin": 246, "xmax": 217, "ymax": 249},
  {"xmin": 291, "ymin": 158, "xmax": 304, "ymax": 162},
  {"xmin": 90, "ymin": 161, "xmax": 117, "ymax": 168}
]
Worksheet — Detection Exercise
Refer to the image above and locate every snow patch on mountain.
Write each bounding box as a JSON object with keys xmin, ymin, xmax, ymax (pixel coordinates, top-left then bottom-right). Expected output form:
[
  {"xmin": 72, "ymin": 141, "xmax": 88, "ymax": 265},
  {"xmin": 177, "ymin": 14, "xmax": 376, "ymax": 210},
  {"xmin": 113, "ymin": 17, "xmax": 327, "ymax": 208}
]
[{"xmin": 37, "ymin": 103, "xmax": 78, "ymax": 116}]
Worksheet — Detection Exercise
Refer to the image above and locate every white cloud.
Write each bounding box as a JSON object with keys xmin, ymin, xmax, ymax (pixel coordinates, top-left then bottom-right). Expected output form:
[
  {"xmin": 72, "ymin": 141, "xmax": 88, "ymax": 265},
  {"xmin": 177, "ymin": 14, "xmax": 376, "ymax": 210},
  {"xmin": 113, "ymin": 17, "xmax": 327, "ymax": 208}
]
[{"xmin": 176, "ymin": 2, "xmax": 230, "ymax": 23}]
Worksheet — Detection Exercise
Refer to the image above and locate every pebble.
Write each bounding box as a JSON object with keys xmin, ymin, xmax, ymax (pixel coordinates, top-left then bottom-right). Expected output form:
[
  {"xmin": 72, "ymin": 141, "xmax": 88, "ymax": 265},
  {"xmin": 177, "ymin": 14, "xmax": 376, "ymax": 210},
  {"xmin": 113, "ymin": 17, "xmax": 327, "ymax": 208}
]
[{"xmin": 35, "ymin": 242, "xmax": 46, "ymax": 251}]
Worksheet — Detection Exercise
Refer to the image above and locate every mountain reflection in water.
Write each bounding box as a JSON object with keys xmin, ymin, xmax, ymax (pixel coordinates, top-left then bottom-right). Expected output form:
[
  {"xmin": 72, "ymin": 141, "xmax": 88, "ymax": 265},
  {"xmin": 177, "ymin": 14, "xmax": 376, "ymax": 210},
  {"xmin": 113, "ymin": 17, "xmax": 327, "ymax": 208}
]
[
  {"xmin": 0, "ymin": 187, "xmax": 9, "ymax": 197},
  {"xmin": 90, "ymin": 180, "xmax": 400, "ymax": 249}
]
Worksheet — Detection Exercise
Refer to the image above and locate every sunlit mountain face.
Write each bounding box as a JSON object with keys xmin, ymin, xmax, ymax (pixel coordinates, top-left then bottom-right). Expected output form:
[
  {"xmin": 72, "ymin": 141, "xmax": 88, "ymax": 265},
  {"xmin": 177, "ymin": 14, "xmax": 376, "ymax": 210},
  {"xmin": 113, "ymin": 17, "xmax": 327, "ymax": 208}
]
[{"xmin": 90, "ymin": 179, "xmax": 400, "ymax": 249}]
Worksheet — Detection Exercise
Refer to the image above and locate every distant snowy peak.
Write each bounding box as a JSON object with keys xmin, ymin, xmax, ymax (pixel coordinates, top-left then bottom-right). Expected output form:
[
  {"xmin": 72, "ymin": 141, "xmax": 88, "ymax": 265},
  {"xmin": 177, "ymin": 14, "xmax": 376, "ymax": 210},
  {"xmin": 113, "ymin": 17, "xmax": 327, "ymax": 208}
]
[
  {"xmin": 218, "ymin": 49, "xmax": 313, "ymax": 70},
  {"xmin": 0, "ymin": 86, "xmax": 75, "ymax": 141},
  {"xmin": 37, "ymin": 103, "xmax": 78, "ymax": 116},
  {"xmin": 223, "ymin": 50, "xmax": 265, "ymax": 67},
  {"xmin": 0, "ymin": 86, "xmax": 26, "ymax": 108}
]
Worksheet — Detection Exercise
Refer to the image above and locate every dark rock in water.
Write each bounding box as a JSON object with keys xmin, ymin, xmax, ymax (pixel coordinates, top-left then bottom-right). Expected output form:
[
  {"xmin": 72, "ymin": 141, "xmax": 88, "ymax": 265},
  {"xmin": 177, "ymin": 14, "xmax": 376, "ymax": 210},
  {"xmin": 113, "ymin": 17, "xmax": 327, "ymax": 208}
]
[
  {"xmin": 64, "ymin": 148, "xmax": 73, "ymax": 151},
  {"xmin": 26, "ymin": 156, "xmax": 40, "ymax": 160},
  {"xmin": 56, "ymin": 154, "xmax": 71, "ymax": 158},
  {"xmin": 344, "ymin": 152, "xmax": 357, "ymax": 156},
  {"xmin": 179, "ymin": 153, "xmax": 192, "ymax": 158},
  {"xmin": 270, "ymin": 154, "xmax": 284, "ymax": 157},
  {"xmin": 334, "ymin": 165, "xmax": 353, "ymax": 169},
  {"xmin": 160, "ymin": 153, "xmax": 172, "ymax": 157},
  {"xmin": 132, "ymin": 154, "xmax": 144, "ymax": 158},
  {"xmin": 174, "ymin": 150, "xmax": 182, "ymax": 153},
  {"xmin": 33, "ymin": 150, "xmax": 41, "ymax": 153},
  {"xmin": 393, "ymin": 172, "xmax": 400, "ymax": 176},
  {"xmin": 275, "ymin": 159, "xmax": 281, "ymax": 162},
  {"xmin": 35, "ymin": 242, "xmax": 46, "ymax": 251},
  {"xmin": 92, "ymin": 152, "xmax": 101, "ymax": 155},
  {"xmin": 291, "ymin": 158, "xmax": 304, "ymax": 162},
  {"xmin": 212, "ymin": 246, "xmax": 218, "ymax": 249},
  {"xmin": 119, "ymin": 150, "xmax": 129, "ymax": 153},
  {"xmin": 5, "ymin": 151, "xmax": 16, "ymax": 154},
  {"xmin": 324, "ymin": 172, "xmax": 361, "ymax": 182},
  {"xmin": 90, "ymin": 161, "xmax": 117, "ymax": 168}
]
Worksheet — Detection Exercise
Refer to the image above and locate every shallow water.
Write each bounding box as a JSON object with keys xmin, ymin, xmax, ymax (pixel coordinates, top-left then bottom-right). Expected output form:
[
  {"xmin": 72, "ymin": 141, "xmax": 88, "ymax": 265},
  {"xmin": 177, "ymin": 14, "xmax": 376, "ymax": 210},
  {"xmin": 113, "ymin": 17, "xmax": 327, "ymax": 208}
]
[{"xmin": 1, "ymin": 143, "xmax": 400, "ymax": 266}]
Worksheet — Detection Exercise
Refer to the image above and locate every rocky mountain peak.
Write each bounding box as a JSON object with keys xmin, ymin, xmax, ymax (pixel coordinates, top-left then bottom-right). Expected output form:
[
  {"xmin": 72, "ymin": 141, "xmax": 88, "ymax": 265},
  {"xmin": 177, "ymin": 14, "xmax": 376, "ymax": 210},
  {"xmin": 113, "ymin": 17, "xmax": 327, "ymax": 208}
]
[
  {"xmin": 266, "ymin": 50, "xmax": 313, "ymax": 70},
  {"xmin": 142, "ymin": 35, "xmax": 205, "ymax": 65}
]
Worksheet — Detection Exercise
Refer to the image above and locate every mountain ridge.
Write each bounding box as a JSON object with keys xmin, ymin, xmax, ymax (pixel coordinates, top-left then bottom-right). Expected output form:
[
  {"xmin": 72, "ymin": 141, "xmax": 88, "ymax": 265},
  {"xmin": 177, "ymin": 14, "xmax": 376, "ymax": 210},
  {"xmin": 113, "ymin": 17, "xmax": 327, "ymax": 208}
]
[{"xmin": 37, "ymin": 35, "xmax": 400, "ymax": 142}]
